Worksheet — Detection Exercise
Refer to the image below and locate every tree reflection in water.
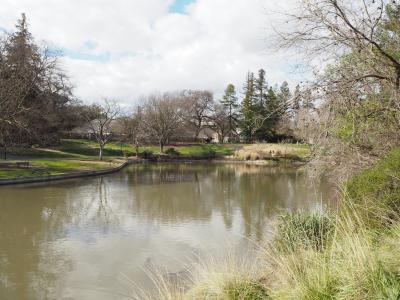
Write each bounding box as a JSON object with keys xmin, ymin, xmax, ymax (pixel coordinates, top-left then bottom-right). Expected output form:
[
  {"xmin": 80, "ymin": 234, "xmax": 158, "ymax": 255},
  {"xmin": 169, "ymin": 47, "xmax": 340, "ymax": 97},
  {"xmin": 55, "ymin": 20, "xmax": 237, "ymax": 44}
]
[{"xmin": 0, "ymin": 163, "xmax": 334, "ymax": 299}]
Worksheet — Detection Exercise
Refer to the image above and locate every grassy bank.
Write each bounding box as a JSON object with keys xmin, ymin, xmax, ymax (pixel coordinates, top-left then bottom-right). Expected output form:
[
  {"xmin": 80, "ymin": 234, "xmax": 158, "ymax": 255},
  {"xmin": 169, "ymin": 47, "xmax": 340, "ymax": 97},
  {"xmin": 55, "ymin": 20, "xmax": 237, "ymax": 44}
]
[
  {"xmin": 3, "ymin": 139, "xmax": 308, "ymax": 161},
  {"xmin": 141, "ymin": 148, "xmax": 400, "ymax": 299},
  {"xmin": 0, "ymin": 140, "xmax": 309, "ymax": 179},
  {"xmin": 3, "ymin": 139, "xmax": 235, "ymax": 160},
  {"xmin": 0, "ymin": 160, "xmax": 120, "ymax": 179}
]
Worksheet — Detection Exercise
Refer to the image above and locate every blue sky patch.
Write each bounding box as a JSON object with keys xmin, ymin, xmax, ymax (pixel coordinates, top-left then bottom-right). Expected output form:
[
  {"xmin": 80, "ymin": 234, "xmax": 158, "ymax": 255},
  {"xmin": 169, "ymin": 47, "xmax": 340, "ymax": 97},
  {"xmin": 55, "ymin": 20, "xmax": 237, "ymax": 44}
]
[
  {"xmin": 50, "ymin": 46, "xmax": 111, "ymax": 62},
  {"xmin": 169, "ymin": 0, "xmax": 195, "ymax": 14},
  {"xmin": 48, "ymin": 40, "xmax": 111, "ymax": 62}
]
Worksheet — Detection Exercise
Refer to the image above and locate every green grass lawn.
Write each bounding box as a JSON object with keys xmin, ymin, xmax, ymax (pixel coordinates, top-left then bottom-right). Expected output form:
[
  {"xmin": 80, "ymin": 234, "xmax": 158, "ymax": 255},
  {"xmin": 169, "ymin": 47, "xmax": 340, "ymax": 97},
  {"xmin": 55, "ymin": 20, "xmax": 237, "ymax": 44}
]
[
  {"xmin": 4, "ymin": 139, "xmax": 307, "ymax": 160},
  {"xmin": 5, "ymin": 139, "xmax": 132, "ymax": 160},
  {"xmin": 0, "ymin": 159, "xmax": 118, "ymax": 179},
  {"xmin": 4, "ymin": 139, "xmax": 234, "ymax": 160},
  {"xmin": 163, "ymin": 144, "xmax": 234, "ymax": 157},
  {"xmin": 0, "ymin": 139, "xmax": 308, "ymax": 179}
]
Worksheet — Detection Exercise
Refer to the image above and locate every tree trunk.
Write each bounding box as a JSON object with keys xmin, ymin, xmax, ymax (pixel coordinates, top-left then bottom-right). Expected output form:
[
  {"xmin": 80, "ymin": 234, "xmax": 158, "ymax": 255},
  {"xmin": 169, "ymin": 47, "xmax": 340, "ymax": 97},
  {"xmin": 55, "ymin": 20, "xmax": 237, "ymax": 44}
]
[
  {"xmin": 135, "ymin": 143, "xmax": 139, "ymax": 157},
  {"xmin": 160, "ymin": 140, "xmax": 164, "ymax": 153},
  {"xmin": 3, "ymin": 145, "xmax": 7, "ymax": 160},
  {"xmin": 195, "ymin": 126, "xmax": 201, "ymax": 140},
  {"xmin": 99, "ymin": 145, "xmax": 104, "ymax": 160}
]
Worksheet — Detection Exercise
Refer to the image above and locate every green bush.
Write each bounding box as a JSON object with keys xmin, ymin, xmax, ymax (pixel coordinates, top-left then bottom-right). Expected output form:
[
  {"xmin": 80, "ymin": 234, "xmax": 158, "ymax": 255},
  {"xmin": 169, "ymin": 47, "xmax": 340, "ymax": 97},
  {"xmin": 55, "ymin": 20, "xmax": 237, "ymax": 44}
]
[
  {"xmin": 165, "ymin": 147, "xmax": 180, "ymax": 156},
  {"xmin": 223, "ymin": 280, "xmax": 268, "ymax": 300},
  {"xmin": 274, "ymin": 212, "xmax": 335, "ymax": 253},
  {"xmin": 203, "ymin": 149, "xmax": 217, "ymax": 158},
  {"xmin": 346, "ymin": 148, "xmax": 400, "ymax": 224},
  {"xmin": 122, "ymin": 151, "xmax": 134, "ymax": 158},
  {"xmin": 139, "ymin": 150, "xmax": 154, "ymax": 159}
]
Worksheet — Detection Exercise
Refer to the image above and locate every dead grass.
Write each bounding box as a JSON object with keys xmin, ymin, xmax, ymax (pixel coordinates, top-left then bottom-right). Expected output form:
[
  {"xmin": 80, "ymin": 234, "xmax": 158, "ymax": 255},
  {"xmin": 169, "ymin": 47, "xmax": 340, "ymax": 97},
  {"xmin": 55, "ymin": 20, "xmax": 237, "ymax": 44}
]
[{"xmin": 233, "ymin": 144, "xmax": 310, "ymax": 161}]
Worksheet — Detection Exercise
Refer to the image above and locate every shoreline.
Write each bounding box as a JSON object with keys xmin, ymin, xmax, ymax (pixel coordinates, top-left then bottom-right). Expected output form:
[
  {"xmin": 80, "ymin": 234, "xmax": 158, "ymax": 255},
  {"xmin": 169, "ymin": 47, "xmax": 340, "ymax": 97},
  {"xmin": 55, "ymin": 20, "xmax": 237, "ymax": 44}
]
[
  {"xmin": 0, "ymin": 156, "xmax": 306, "ymax": 186},
  {"xmin": 0, "ymin": 160, "xmax": 133, "ymax": 186}
]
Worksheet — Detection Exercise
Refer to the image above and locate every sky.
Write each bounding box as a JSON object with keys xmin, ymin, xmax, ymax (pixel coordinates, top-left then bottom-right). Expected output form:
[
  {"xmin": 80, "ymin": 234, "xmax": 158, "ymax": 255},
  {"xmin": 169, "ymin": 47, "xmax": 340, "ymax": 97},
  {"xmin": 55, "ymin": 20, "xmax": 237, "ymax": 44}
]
[{"xmin": 0, "ymin": 0, "xmax": 302, "ymax": 105}]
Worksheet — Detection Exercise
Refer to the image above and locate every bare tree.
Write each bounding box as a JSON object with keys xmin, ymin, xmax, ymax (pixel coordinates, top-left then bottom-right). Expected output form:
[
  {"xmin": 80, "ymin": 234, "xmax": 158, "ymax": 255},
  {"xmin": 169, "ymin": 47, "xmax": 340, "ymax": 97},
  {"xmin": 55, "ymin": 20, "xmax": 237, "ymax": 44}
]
[
  {"xmin": 141, "ymin": 93, "xmax": 183, "ymax": 153},
  {"xmin": 82, "ymin": 99, "xmax": 121, "ymax": 160},
  {"xmin": 209, "ymin": 103, "xmax": 230, "ymax": 143},
  {"xmin": 180, "ymin": 90, "xmax": 214, "ymax": 139},
  {"xmin": 279, "ymin": 0, "xmax": 400, "ymax": 81},
  {"xmin": 116, "ymin": 106, "xmax": 146, "ymax": 157},
  {"xmin": 277, "ymin": 0, "xmax": 400, "ymax": 177}
]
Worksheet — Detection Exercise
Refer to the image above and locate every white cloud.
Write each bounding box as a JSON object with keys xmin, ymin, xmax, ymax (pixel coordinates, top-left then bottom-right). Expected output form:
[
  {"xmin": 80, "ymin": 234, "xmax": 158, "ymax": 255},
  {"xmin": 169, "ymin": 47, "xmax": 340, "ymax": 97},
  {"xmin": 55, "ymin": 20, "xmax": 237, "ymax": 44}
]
[{"xmin": 0, "ymin": 0, "xmax": 303, "ymax": 105}]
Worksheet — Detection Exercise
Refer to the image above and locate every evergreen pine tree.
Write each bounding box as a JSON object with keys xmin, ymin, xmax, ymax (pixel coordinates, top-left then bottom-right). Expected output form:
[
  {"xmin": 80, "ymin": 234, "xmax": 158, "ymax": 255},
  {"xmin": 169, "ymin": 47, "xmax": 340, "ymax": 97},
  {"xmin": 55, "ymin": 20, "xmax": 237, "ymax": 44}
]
[
  {"xmin": 264, "ymin": 86, "xmax": 280, "ymax": 138},
  {"xmin": 2, "ymin": 14, "xmax": 73, "ymax": 146},
  {"xmin": 221, "ymin": 83, "xmax": 239, "ymax": 141},
  {"xmin": 253, "ymin": 69, "xmax": 270, "ymax": 141},
  {"xmin": 278, "ymin": 81, "xmax": 291, "ymax": 113},
  {"xmin": 254, "ymin": 69, "xmax": 267, "ymax": 109},
  {"xmin": 240, "ymin": 72, "xmax": 256, "ymax": 142}
]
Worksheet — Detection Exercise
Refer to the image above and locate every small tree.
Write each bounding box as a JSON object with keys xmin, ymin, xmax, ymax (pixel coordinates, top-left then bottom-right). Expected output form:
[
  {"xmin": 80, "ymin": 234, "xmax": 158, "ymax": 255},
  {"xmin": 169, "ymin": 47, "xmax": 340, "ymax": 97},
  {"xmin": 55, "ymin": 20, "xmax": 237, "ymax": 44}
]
[
  {"xmin": 141, "ymin": 93, "xmax": 182, "ymax": 153},
  {"xmin": 209, "ymin": 103, "xmax": 230, "ymax": 143},
  {"xmin": 82, "ymin": 99, "xmax": 120, "ymax": 160},
  {"xmin": 129, "ymin": 106, "xmax": 145, "ymax": 156}
]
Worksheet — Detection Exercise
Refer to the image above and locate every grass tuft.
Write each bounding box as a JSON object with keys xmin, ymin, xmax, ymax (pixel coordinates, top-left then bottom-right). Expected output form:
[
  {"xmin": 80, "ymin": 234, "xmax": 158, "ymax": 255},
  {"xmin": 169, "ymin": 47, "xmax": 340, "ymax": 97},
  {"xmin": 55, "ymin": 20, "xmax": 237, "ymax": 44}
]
[
  {"xmin": 273, "ymin": 212, "xmax": 335, "ymax": 253},
  {"xmin": 133, "ymin": 148, "xmax": 400, "ymax": 300}
]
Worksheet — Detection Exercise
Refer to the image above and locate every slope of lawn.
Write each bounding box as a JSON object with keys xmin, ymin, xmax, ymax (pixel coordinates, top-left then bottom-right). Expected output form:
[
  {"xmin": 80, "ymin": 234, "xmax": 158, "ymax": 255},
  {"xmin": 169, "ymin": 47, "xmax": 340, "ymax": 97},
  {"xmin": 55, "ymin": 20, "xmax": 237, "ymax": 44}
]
[
  {"xmin": 4, "ymin": 139, "xmax": 235, "ymax": 160},
  {"xmin": 5, "ymin": 139, "xmax": 132, "ymax": 160},
  {"xmin": 163, "ymin": 144, "xmax": 235, "ymax": 157},
  {"xmin": 0, "ymin": 140, "xmax": 309, "ymax": 179},
  {"xmin": 0, "ymin": 159, "xmax": 119, "ymax": 179}
]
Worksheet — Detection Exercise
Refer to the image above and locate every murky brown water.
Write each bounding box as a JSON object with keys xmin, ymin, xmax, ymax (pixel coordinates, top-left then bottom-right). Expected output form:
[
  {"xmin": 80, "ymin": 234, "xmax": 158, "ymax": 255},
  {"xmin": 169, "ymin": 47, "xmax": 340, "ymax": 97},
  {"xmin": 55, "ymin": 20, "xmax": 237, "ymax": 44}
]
[{"xmin": 0, "ymin": 162, "xmax": 334, "ymax": 299}]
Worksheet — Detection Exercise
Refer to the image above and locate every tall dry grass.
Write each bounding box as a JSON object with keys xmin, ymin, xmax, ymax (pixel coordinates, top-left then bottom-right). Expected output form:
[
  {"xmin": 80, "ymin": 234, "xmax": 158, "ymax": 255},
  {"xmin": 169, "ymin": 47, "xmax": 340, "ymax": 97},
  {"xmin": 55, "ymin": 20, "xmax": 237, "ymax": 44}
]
[{"xmin": 127, "ymin": 149, "xmax": 400, "ymax": 300}]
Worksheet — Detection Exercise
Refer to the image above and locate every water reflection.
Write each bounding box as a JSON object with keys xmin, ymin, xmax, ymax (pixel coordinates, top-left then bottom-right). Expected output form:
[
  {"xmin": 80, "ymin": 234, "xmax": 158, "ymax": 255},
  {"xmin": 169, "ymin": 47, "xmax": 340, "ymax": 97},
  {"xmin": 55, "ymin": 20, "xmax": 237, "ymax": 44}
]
[{"xmin": 0, "ymin": 163, "xmax": 334, "ymax": 299}]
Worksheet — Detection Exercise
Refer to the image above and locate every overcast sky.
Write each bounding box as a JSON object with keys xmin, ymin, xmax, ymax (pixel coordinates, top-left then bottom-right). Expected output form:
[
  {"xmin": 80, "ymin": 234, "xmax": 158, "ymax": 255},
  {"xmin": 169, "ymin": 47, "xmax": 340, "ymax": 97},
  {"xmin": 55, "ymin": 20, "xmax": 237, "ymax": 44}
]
[{"xmin": 0, "ymin": 0, "xmax": 303, "ymax": 105}]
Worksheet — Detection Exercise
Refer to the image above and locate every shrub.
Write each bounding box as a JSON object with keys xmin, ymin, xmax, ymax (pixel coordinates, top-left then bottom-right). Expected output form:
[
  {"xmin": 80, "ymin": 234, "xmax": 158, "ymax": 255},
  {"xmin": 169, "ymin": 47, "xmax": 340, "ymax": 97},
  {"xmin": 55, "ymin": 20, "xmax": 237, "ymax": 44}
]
[
  {"xmin": 345, "ymin": 148, "xmax": 400, "ymax": 225},
  {"xmin": 223, "ymin": 280, "xmax": 268, "ymax": 299},
  {"xmin": 165, "ymin": 147, "xmax": 180, "ymax": 156},
  {"xmin": 234, "ymin": 150, "xmax": 261, "ymax": 160},
  {"xmin": 139, "ymin": 149, "xmax": 154, "ymax": 159},
  {"xmin": 203, "ymin": 149, "xmax": 217, "ymax": 158},
  {"xmin": 273, "ymin": 212, "xmax": 335, "ymax": 253},
  {"xmin": 249, "ymin": 152, "xmax": 261, "ymax": 160},
  {"xmin": 122, "ymin": 151, "xmax": 134, "ymax": 158}
]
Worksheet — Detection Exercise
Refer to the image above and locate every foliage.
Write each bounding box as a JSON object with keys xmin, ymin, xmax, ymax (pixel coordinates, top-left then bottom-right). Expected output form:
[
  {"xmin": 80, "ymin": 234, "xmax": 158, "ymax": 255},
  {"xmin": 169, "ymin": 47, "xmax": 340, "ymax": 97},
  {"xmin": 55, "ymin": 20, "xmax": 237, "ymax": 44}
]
[
  {"xmin": 345, "ymin": 148, "xmax": 400, "ymax": 226},
  {"xmin": 273, "ymin": 212, "xmax": 335, "ymax": 253},
  {"xmin": 220, "ymin": 83, "xmax": 240, "ymax": 141},
  {"xmin": 204, "ymin": 279, "xmax": 268, "ymax": 300},
  {"xmin": 240, "ymin": 72, "xmax": 256, "ymax": 142},
  {"xmin": 139, "ymin": 149, "xmax": 154, "ymax": 159},
  {"xmin": 277, "ymin": 1, "xmax": 400, "ymax": 178},
  {"xmin": 144, "ymin": 148, "xmax": 400, "ymax": 300},
  {"xmin": 0, "ymin": 14, "xmax": 76, "ymax": 150},
  {"xmin": 238, "ymin": 70, "xmax": 292, "ymax": 143}
]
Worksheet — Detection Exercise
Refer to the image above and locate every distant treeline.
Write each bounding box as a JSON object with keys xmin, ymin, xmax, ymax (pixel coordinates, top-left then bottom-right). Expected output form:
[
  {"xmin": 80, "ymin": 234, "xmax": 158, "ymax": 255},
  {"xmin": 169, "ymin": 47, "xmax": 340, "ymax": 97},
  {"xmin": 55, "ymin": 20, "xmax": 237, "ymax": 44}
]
[{"xmin": 0, "ymin": 14, "xmax": 314, "ymax": 158}]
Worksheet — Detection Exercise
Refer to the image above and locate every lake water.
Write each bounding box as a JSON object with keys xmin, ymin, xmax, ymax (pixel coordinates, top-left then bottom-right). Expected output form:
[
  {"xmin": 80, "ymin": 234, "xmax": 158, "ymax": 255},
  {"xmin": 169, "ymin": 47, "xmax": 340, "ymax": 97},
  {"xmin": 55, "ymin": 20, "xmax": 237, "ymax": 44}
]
[{"xmin": 0, "ymin": 162, "xmax": 334, "ymax": 299}]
